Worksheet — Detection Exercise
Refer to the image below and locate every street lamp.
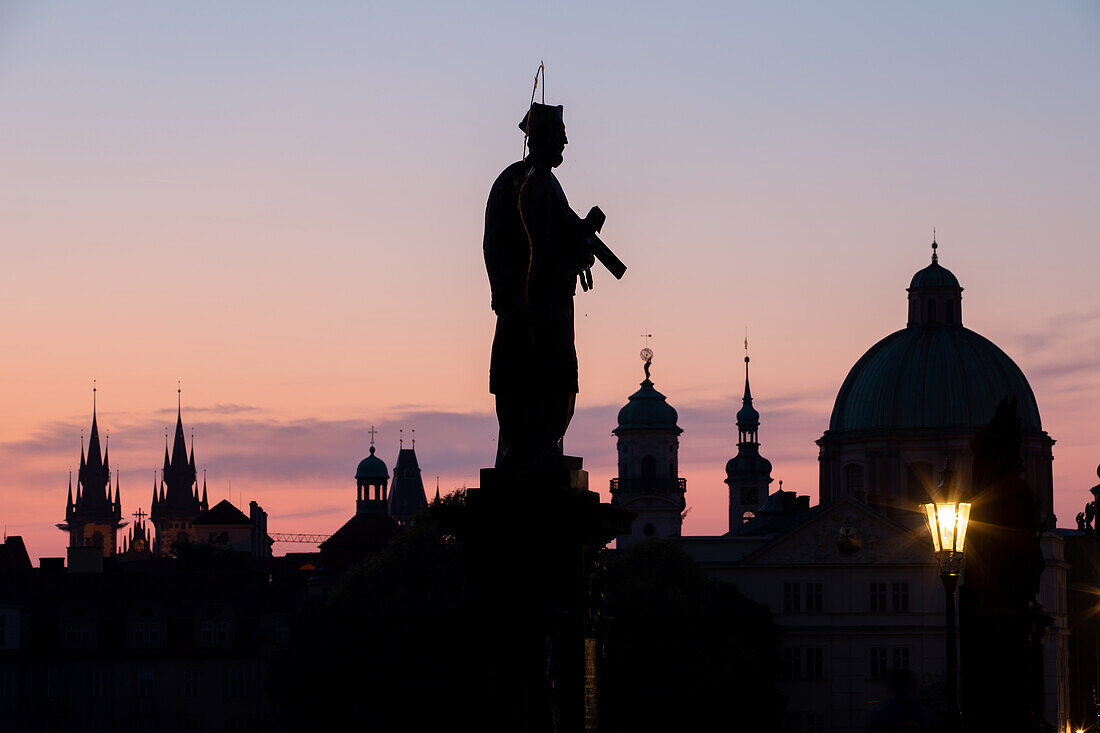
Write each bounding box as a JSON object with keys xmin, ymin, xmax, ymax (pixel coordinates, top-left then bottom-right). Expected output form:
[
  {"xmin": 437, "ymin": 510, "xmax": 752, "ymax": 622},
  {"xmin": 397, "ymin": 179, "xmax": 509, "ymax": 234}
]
[{"xmin": 923, "ymin": 499, "xmax": 971, "ymax": 730}]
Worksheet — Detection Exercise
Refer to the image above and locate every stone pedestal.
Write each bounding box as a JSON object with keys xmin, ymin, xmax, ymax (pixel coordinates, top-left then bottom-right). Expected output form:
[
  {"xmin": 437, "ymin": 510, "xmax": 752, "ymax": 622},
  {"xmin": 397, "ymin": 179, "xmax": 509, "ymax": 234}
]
[{"xmin": 455, "ymin": 456, "xmax": 633, "ymax": 732}]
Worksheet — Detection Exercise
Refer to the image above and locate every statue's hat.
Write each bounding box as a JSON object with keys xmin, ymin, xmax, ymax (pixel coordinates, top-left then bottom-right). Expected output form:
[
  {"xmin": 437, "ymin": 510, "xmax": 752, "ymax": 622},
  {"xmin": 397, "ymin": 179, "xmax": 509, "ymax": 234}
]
[{"xmin": 519, "ymin": 103, "xmax": 565, "ymax": 138}]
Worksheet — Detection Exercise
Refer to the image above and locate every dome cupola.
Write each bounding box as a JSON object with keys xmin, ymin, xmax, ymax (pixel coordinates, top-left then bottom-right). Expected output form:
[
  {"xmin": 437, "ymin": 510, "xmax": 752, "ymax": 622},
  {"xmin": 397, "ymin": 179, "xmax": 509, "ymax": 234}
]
[
  {"xmin": 907, "ymin": 238, "xmax": 963, "ymax": 327},
  {"xmin": 355, "ymin": 446, "xmax": 389, "ymax": 482},
  {"xmin": 355, "ymin": 429, "xmax": 390, "ymax": 515}
]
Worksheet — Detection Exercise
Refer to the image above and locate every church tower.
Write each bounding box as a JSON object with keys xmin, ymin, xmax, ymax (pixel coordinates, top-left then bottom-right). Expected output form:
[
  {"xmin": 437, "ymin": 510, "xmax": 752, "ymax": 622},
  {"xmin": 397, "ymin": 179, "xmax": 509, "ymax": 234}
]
[
  {"xmin": 388, "ymin": 431, "xmax": 428, "ymax": 527},
  {"xmin": 57, "ymin": 388, "xmax": 125, "ymax": 556},
  {"xmin": 725, "ymin": 348, "xmax": 774, "ymax": 531},
  {"xmin": 611, "ymin": 350, "xmax": 686, "ymax": 548},
  {"xmin": 355, "ymin": 432, "xmax": 390, "ymax": 515},
  {"xmin": 150, "ymin": 391, "xmax": 207, "ymax": 555}
]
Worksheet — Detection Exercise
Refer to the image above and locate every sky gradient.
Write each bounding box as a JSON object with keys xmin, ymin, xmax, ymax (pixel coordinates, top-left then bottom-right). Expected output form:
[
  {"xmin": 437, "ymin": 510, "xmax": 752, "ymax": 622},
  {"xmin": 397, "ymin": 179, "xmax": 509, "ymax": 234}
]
[{"xmin": 2, "ymin": 1, "xmax": 1099, "ymax": 561}]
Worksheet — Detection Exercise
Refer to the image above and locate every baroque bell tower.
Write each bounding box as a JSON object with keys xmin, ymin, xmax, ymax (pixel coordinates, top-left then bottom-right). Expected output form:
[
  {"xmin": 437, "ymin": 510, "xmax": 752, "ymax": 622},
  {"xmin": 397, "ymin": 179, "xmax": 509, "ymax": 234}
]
[
  {"xmin": 610, "ymin": 348, "xmax": 686, "ymax": 548},
  {"xmin": 725, "ymin": 344, "xmax": 773, "ymax": 531}
]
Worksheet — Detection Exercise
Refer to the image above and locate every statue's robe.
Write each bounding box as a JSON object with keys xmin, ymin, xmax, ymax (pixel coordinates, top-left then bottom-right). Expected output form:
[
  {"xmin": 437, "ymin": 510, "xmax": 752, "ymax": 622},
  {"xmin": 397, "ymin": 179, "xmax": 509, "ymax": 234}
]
[{"xmin": 484, "ymin": 159, "xmax": 589, "ymax": 397}]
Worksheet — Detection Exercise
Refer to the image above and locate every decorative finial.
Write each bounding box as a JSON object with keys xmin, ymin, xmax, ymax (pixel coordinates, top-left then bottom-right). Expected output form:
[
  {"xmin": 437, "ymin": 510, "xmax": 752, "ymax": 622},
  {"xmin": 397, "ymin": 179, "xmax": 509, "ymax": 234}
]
[
  {"xmin": 411, "ymin": 428, "xmax": 415, "ymax": 448},
  {"xmin": 640, "ymin": 347, "xmax": 653, "ymax": 381},
  {"xmin": 177, "ymin": 380, "xmax": 181, "ymax": 411},
  {"xmin": 368, "ymin": 425, "xmax": 377, "ymax": 447},
  {"xmin": 931, "ymin": 229, "xmax": 938, "ymax": 263},
  {"xmin": 779, "ymin": 479, "xmax": 784, "ymax": 492},
  {"xmin": 400, "ymin": 428, "xmax": 404, "ymax": 448},
  {"xmin": 744, "ymin": 327, "xmax": 750, "ymax": 364},
  {"xmin": 92, "ymin": 379, "xmax": 97, "ymax": 411}
]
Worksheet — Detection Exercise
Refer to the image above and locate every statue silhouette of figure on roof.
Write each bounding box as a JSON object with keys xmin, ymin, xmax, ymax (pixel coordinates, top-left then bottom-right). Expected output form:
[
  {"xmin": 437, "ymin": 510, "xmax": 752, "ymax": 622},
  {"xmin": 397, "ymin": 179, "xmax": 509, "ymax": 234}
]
[{"xmin": 483, "ymin": 103, "xmax": 606, "ymax": 470}]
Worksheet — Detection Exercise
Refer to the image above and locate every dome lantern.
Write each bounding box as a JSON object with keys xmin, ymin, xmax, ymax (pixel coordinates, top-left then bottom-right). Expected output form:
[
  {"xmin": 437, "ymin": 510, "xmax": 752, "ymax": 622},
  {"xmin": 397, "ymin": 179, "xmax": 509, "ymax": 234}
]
[{"xmin": 907, "ymin": 237, "xmax": 963, "ymax": 327}]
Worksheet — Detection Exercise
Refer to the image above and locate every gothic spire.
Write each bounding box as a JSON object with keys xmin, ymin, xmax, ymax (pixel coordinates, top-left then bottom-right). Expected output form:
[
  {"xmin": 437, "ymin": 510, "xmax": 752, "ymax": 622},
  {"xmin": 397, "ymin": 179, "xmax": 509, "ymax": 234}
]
[{"xmin": 201, "ymin": 471, "xmax": 208, "ymax": 510}]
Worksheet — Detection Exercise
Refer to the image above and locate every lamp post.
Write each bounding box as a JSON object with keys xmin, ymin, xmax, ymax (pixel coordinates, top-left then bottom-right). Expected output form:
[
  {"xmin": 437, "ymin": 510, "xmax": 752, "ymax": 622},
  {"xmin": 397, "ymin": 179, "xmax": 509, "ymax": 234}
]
[{"xmin": 923, "ymin": 500, "xmax": 972, "ymax": 732}]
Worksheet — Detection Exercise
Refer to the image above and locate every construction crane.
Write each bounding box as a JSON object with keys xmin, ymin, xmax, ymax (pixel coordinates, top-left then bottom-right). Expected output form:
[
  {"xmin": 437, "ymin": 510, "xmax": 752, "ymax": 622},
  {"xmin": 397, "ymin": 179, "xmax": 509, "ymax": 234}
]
[{"xmin": 269, "ymin": 533, "xmax": 331, "ymax": 544}]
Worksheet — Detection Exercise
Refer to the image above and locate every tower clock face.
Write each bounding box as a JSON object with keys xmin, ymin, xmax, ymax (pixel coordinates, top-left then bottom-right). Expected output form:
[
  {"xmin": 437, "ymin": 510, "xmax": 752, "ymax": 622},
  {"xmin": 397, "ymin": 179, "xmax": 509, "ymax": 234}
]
[{"xmin": 741, "ymin": 487, "xmax": 759, "ymax": 505}]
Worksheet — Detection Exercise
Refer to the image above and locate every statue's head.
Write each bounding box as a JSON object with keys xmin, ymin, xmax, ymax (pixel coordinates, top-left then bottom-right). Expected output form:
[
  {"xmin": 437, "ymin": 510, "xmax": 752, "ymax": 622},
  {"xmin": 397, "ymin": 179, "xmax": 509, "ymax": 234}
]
[{"xmin": 520, "ymin": 103, "xmax": 567, "ymax": 167}]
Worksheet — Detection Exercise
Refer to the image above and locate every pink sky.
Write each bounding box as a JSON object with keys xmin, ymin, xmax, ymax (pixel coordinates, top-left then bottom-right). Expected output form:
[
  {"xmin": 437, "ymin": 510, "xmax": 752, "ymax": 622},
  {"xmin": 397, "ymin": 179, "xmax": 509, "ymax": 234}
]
[{"xmin": 2, "ymin": 2, "xmax": 1098, "ymax": 561}]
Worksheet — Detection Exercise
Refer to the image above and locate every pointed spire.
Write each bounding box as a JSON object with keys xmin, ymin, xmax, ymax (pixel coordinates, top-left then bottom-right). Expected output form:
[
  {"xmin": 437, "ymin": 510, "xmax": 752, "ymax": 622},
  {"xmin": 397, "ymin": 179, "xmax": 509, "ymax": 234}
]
[
  {"xmin": 66, "ymin": 471, "xmax": 74, "ymax": 513},
  {"xmin": 114, "ymin": 469, "xmax": 121, "ymax": 514},
  {"xmin": 931, "ymin": 229, "xmax": 938, "ymax": 263},
  {"xmin": 102, "ymin": 432, "xmax": 110, "ymax": 474},
  {"xmin": 201, "ymin": 470, "xmax": 208, "ymax": 510},
  {"xmin": 163, "ymin": 432, "xmax": 170, "ymax": 474},
  {"xmin": 435, "ymin": 476, "xmax": 441, "ymax": 503},
  {"xmin": 735, "ymin": 334, "xmax": 760, "ymax": 442},
  {"xmin": 80, "ymin": 431, "xmax": 86, "ymax": 472},
  {"xmin": 151, "ymin": 471, "xmax": 159, "ymax": 509}
]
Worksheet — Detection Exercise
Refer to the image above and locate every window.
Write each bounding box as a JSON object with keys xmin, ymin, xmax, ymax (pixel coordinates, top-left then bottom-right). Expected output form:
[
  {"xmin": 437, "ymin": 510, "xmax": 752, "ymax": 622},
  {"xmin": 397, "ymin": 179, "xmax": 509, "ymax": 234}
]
[
  {"xmin": 184, "ymin": 668, "xmax": 200, "ymax": 697},
  {"xmin": 869, "ymin": 583, "xmax": 887, "ymax": 612},
  {"xmin": 200, "ymin": 621, "xmax": 213, "ymax": 644},
  {"xmin": 91, "ymin": 669, "xmax": 108, "ymax": 698},
  {"xmin": 47, "ymin": 669, "xmax": 62, "ymax": 698},
  {"xmin": 138, "ymin": 670, "xmax": 155, "ymax": 698},
  {"xmin": 780, "ymin": 648, "xmax": 802, "ymax": 679},
  {"xmin": 740, "ymin": 486, "xmax": 758, "ymax": 505},
  {"xmin": 947, "ymin": 299, "xmax": 955, "ymax": 323},
  {"xmin": 927, "ymin": 300, "xmax": 936, "ymax": 322},
  {"xmin": 892, "ymin": 582, "xmax": 909, "ymax": 612},
  {"xmin": 641, "ymin": 454, "xmax": 656, "ymax": 480},
  {"xmin": 784, "ymin": 713, "xmax": 802, "ymax": 733},
  {"xmin": 783, "ymin": 583, "xmax": 801, "ymax": 613},
  {"xmin": 893, "ymin": 647, "xmax": 910, "ymax": 671},
  {"xmin": 805, "ymin": 648, "xmax": 824, "ymax": 679},
  {"xmin": 215, "ymin": 621, "xmax": 229, "ymax": 644},
  {"xmin": 845, "ymin": 464, "xmax": 864, "ymax": 495},
  {"xmin": 870, "ymin": 648, "xmax": 888, "ymax": 678},
  {"xmin": 805, "ymin": 583, "xmax": 823, "ymax": 613},
  {"xmin": 133, "ymin": 621, "xmax": 146, "ymax": 644},
  {"xmin": 807, "ymin": 713, "xmax": 825, "ymax": 733},
  {"xmin": 228, "ymin": 667, "xmax": 246, "ymax": 697},
  {"xmin": 148, "ymin": 621, "xmax": 161, "ymax": 644}
]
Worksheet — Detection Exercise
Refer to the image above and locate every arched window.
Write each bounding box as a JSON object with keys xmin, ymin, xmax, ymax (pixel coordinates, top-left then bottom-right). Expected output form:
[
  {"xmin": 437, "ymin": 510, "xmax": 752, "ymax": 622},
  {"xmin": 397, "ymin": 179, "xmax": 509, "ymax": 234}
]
[
  {"xmin": 641, "ymin": 454, "xmax": 656, "ymax": 480},
  {"xmin": 845, "ymin": 464, "xmax": 864, "ymax": 495},
  {"xmin": 927, "ymin": 300, "xmax": 937, "ymax": 323},
  {"xmin": 947, "ymin": 299, "xmax": 955, "ymax": 323}
]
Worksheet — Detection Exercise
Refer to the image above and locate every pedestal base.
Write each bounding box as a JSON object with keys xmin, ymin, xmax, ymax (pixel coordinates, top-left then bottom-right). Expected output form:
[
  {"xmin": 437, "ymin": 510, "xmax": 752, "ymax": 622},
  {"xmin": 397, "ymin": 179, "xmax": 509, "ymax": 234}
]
[{"xmin": 453, "ymin": 457, "xmax": 633, "ymax": 732}]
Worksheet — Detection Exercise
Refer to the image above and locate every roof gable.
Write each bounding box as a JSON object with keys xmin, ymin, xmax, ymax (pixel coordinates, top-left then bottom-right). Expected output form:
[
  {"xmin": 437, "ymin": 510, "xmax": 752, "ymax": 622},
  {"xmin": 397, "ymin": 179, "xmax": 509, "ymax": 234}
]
[{"xmin": 741, "ymin": 497, "xmax": 931, "ymax": 566}]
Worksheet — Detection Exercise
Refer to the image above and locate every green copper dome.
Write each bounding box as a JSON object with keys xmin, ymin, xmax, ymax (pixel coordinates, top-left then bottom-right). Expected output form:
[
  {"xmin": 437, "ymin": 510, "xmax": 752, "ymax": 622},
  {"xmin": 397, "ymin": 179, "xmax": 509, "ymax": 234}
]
[
  {"xmin": 355, "ymin": 446, "xmax": 389, "ymax": 481},
  {"xmin": 909, "ymin": 258, "xmax": 961, "ymax": 290},
  {"xmin": 615, "ymin": 379, "xmax": 682, "ymax": 433},
  {"xmin": 829, "ymin": 325, "xmax": 1041, "ymax": 433}
]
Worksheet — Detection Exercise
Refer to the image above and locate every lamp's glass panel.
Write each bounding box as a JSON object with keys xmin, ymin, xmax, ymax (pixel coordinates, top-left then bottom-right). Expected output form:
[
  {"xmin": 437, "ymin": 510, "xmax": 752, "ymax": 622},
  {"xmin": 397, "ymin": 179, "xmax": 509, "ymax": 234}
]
[
  {"xmin": 955, "ymin": 503, "xmax": 972, "ymax": 552},
  {"xmin": 923, "ymin": 503, "xmax": 941, "ymax": 552},
  {"xmin": 937, "ymin": 504, "xmax": 957, "ymax": 551}
]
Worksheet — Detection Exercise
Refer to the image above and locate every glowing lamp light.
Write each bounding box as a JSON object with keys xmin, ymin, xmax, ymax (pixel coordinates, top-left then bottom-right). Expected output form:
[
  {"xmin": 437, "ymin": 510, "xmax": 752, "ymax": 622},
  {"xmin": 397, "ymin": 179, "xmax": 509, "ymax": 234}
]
[{"xmin": 922, "ymin": 501, "xmax": 971, "ymax": 555}]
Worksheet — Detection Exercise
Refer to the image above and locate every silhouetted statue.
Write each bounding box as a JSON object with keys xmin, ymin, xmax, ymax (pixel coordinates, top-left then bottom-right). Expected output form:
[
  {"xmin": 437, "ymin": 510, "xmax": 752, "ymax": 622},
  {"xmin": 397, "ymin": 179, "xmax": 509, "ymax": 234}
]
[
  {"xmin": 484, "ymin": 103, "xmax": 607, "ymax": 469},
  {"xmin": 960, "ymin": 396, "xmax": 1051, "ymax": 732}
]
